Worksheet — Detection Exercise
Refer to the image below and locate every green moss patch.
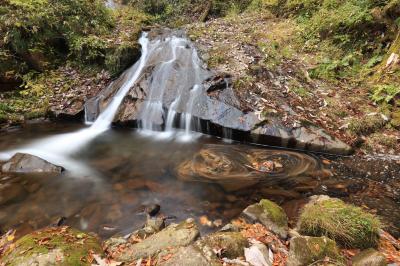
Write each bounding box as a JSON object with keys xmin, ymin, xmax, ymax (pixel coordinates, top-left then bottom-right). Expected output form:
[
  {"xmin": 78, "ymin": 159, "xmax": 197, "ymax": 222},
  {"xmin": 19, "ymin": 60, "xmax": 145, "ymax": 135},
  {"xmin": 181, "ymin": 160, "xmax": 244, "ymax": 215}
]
[
  {"xmin": 2, "ymin": 226, "xmax": 103, "ymax": 266},
  {"xmin": 298, "ymin": 197, "xmax": 381, "ymax": 249}
]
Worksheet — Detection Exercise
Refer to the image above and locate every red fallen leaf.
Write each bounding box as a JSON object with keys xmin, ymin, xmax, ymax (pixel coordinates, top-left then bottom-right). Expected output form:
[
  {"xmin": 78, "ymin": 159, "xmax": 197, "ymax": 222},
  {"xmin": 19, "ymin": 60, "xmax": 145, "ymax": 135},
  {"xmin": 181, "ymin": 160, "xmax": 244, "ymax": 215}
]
[{"xmin": 38, "ymin": 237, "xmax": 51, "ymax": 245}]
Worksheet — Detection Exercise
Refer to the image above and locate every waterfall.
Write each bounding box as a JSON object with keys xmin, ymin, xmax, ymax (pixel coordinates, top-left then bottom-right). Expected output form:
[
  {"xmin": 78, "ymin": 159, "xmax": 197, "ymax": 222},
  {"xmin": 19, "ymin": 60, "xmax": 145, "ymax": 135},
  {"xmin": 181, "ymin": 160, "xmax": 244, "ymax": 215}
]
[
  {"xmin": 0, "ymin": 33, "xmax": 150, "ymax": 171},
  {"xmin": 137, "ymin": 35, "xmax": 209, "ymax": 138},
  {"xmin": 0, "ymin": 32, "xmax": 212, "ymax": 170}
]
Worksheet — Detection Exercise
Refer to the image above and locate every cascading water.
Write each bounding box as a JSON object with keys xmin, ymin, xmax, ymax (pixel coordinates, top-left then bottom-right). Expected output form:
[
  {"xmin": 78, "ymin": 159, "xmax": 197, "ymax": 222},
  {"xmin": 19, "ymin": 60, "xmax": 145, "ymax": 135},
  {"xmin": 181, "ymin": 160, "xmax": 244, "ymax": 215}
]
[
  {"xmin": 136, "ymin": 34, "xmax": 210, "ymax": 139},
  {"xmin": 0, "ymin": 32, "xmax": 212, "ymax": 170},
  {"xmin": 0, "ymin": 34, "xmax": 151, "ymax": 171}
]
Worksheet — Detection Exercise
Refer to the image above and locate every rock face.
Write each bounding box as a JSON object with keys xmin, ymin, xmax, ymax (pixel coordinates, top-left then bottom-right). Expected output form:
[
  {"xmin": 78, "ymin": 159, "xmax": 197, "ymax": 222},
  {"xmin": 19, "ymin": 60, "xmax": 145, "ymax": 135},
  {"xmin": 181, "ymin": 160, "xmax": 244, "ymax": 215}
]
[
  {"xmin": 114, "ymin": 219, "xmax": 200, "ymax": 262},
  {"xmin": 242, "ymin": 199, "xmax": 289, "ymax": 239},
  {"xmin": 352, "ymin": 249, "xmax": 387, "ymax": 266},
  {"xmin": 85, "ymin": 29, "xmax": 352, "ymax": 155},
  {"xmin": 1, "ymin": 153, "xmax": 64, "ymax": 174},
  {"xmin": 1, "ymin": 226, "xmax": 104, "ymax": 266},
  {"xmin": 287, "ymin": 236, "xmax": 342, "ymax": 266}
]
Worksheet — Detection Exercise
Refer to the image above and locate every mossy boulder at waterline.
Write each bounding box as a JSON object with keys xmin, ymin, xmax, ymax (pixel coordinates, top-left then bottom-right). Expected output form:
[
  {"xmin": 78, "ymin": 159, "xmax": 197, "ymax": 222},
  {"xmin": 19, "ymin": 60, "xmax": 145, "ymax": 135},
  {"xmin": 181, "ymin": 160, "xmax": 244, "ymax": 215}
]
[
  {"xmin": 297, "ymin": 195, "xmax": 381, "ymax": 249},
  {"xmin": 352, "ymin": 248, "xmax": 387, "ymax": 266},
  {"xmin": 1, "ymin": 226, "xmax": 104, "ymax": 266},
  {"xmin": 241, "ymin": 199, "xmax": 288, "ymax": 239},
  {"xmin": 287, "ymin": 236, "xmax": 343, "ymax": 266}
]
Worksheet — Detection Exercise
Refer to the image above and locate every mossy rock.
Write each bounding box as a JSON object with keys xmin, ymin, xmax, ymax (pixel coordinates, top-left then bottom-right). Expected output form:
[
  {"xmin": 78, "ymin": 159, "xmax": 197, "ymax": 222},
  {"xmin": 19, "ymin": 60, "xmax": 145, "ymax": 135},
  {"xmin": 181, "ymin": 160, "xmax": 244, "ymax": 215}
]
[
  {"xmin": 197, "ymin": 232, "xmax": 248, "ymax": 259},
  {"xmin": 287, "ymin": 236, "xmax": 343, "ymax": 266},
  {"xmin": 242, "ymin": 199, "xmax": 288, "ymax": 238},
  {"xmin": 352, "ymin": 248, "xmax": 387, "ymax": 266},
  {"xmin": 297, "ymin": 195, "xmax": 381, "ymax": 249},
  {"xmin": 2, "ymin": 226, "xmax": 104, "ymax": 266}
]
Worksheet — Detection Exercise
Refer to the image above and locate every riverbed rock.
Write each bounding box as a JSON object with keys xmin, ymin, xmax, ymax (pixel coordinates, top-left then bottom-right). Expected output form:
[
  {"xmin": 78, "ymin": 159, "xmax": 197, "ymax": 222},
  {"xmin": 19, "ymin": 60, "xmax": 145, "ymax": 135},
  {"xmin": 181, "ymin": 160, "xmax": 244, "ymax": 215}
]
[
  {"xmin": 352, "ymin": 248, "xmax": 387, "ymax": 266},
  {"xmin": 1, "ymin": 153, "xmax": 64, "ymax": 174},
  {"xmin": 287, "ymin": 236, "xmax": 342, "ymax": 266},
  {"xmin": 242, "ymin": 199, "xmax": 288, "ymax": 239},
  {"xmin": 197, "ymin": 232, "xmax": 248, "ymax": 259},
  {"xmin": 1, "ymin": 226, "xmax": 104, "ymax": 266},
  {"xmin": 114, "ymin": 219, "xmax": 200, "ymax": 262},
  {"xmin": 157, "ymin": 244, "xmax": 222, "ymax": 266},
  {"xmin": 245, "ymin": 242, "xmax": 273, "ymax": 266},
  {"xmin": 0, "ymin": 182, "xmax": 27, "ymax": 205}
]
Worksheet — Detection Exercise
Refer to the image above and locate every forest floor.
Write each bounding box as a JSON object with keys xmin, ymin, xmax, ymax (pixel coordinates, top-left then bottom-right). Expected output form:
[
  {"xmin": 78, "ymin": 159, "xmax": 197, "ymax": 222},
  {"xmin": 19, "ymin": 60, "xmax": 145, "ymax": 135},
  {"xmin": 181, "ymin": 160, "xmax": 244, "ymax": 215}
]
[{"xmin": 187, "ymin": 10, "xmax": 400, "ymax": 155}]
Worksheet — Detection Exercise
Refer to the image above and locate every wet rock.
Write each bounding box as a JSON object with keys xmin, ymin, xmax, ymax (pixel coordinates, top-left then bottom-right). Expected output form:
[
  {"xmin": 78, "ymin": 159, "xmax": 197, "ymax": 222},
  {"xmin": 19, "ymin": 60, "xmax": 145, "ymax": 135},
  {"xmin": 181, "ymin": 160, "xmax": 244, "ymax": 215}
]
[
  {"xmin": 85, "ymin": 30, "xmax": 351, "ymax": 154},
  {"xmin": 352, "ymin": 248, "xmax": 387, "ymax": 266},
  {"xmin": 242, "ymin": 199, "xmax": 288, "ymax": 239},
  {"xmin": 1, "ymin": 153, "xmax": 64, "ymax": 174},
  {"xmin": 157, "ymin": 244, "xmax": 222, "ymax": 266},
  {"xmin": 197, "ymin": 232, "xmax": 248, "ymax": 259},
  {"xmin": 287, "ymin": 236, "xmax": 342, "ymax": 266},
  {"xmin": 115, "ymin": 219, "xmax": 200, "ymax": 262},
  {"xmin": 144, "ymin": 203, "xmax": 161, "ymax": 216},
  {"xmin": 0, "ymin": 182, "xmax": 27, "ymax": 205},
  {"xmin": 1, "ymin": 226, "xmax": 104, "ymax": 266}
]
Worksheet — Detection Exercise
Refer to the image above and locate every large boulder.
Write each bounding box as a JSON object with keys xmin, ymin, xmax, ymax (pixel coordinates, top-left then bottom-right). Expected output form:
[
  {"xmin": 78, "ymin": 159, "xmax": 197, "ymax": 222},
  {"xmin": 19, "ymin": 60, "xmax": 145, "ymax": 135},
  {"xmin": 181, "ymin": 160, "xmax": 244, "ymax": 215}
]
[
  {"xmin": 352, "ymin": 248, "xmax": 387, "ymax": 266},
  {"xmin": 85, "ymin": 30, "xmax": 352, "ymax": 155},
  {"xmin": 242, "ymin": 199, "xmax": 289, "ymax": 239},
  {"xmin": 297, "ymin": 195, "xmax": 381, "ymax": 249},
  {"xmin": 113, "ymin": 219, "xmax": 200, "ymax": 262},
  {"xmin": 1, "ymin": 153, "xmax": 64, "ymax": 174},
  {"xmin": 287, "ymin": 236, "xmax": 342, "ymax": 266},
  {"xmin": 1, "ymin": 226, "xmax": 104, "ymax": 266}
]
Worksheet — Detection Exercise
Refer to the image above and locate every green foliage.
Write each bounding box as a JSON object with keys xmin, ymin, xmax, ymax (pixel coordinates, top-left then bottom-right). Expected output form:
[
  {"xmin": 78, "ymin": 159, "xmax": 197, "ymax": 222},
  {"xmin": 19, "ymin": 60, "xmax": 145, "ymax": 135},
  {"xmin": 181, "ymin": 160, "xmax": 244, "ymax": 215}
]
[
  {"xmin": 348, "ymin": 114, "xmax": 386, "ymax": 135},
  {"xmin": 0, "ymin": 0, "xmax": 114, "ymax": 76},
  {"xmin": 298, "ymin": 197, "xmax": 381, "ymax": 249},
  {"xmin": 371, "ymin": 84, "xmax": 400, "ymax": 104},
  {"xmin": 309, "ymin": 54, "xmax": 360, "ymax": 80}
]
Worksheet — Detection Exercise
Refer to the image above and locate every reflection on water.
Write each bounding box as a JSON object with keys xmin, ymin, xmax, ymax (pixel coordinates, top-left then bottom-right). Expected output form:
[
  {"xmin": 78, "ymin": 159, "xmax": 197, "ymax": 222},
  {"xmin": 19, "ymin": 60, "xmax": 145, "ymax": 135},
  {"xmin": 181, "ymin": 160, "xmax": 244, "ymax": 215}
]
[{"xmin": 0, "ymin": 123, "xmax": 399, "ymax": 239}]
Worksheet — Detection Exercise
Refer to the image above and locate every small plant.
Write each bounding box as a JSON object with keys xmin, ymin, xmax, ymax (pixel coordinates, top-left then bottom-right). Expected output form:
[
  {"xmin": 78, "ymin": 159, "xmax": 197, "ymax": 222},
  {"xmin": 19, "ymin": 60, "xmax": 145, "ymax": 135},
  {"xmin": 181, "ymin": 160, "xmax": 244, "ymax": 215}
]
[
  {"xmin": 298, "ymin": 197, "xmax": 381, "ymax": 249},
  {"xmin": 370, "ymin": 85, "xmax": 400, "ymax": 104}
]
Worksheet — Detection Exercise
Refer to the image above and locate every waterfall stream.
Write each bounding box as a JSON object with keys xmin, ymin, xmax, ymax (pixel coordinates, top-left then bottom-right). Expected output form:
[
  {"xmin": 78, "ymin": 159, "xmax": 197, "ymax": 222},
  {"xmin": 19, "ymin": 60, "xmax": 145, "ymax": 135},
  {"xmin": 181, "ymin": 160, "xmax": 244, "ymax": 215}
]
[{"xmin": 0, "ymin": 32, "xmax": 210, "ymax": 169}]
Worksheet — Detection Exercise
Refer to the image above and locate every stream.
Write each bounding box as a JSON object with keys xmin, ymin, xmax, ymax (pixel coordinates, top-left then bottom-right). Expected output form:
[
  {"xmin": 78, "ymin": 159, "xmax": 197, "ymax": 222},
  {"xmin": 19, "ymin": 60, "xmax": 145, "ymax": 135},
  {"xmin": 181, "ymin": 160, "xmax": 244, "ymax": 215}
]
[{"xmin": 0, "ymin": 32, "xmax": 399, "ymax": 240}]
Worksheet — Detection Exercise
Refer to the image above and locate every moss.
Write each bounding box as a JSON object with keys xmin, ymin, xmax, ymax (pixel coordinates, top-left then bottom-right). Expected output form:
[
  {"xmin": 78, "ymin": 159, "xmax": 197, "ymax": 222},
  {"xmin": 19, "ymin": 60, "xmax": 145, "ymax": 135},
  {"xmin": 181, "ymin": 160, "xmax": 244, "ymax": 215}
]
[
  {"xmin": 289, "ymin": 236, "xmax": 344, "ymax": 266},
  {"xmin": 348, "ymin": 114, "xmax": 387, "ymax": 136},
  {"xmin": 391, "ymin": 110, "xmax": 400, "ymax": 128},
  {"xmin": 2, "ymin": 226, "xmax": 103, "ymax": 266},
  {"xmin": 259, "ymin": 199, "xmax": 287, "ymax": 227},
  {"xmin": 298, "ymin": 197, "xmax": 381, "ymax": 249},
  {"xmin": 200, "ymin": 232, "xmax": 248, "ymax": 259}
]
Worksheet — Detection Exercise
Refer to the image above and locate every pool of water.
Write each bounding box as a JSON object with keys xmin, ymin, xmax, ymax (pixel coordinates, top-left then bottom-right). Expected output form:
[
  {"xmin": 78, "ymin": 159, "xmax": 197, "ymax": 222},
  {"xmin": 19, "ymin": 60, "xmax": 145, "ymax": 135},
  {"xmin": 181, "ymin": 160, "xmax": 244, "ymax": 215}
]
[{"xmin": 0, "ymin": 122, "xmax": 399, "ymax": 239}]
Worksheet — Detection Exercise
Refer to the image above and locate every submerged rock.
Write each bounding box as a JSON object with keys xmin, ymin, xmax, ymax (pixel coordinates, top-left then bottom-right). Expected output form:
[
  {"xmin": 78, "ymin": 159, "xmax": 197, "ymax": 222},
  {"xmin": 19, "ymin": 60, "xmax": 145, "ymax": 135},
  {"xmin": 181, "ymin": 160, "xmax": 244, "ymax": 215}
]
[
  {"xmin": 352, "ymin": 248, "xmax": 387, "ymax": 266},
  {"xmin": 287, "ymin": 236, "xmax": 342, "ymax": 266},
  {"xmin": 242, "ymin": 199, "xmax": 289, "ymax": 239},
  {"xmin": 114, "ymin": 219, "xmax": 200, "ymax": 262},
  {"xmin": 1, "ymin": 226, "xmax": 104, "ymax": 266},
  {"xmin": 1, "ymin": 153, "xmax": 64, "ymax": 174}
]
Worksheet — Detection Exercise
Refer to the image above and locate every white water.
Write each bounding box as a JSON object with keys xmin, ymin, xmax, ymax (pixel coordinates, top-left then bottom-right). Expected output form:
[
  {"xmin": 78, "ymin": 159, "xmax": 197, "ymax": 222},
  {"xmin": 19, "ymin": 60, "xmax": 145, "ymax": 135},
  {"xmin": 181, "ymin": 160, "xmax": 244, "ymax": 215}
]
[
  {"xmin": 138, "ymin": 35, "xmax": 208, "ymax": 142},
  {"xmin": 0, "ymin": 34, "xmax": 150, "ymax": 172},
  {"xmin": 0, "ymin": 32, "xmax": 211, "ymax": 170}
]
